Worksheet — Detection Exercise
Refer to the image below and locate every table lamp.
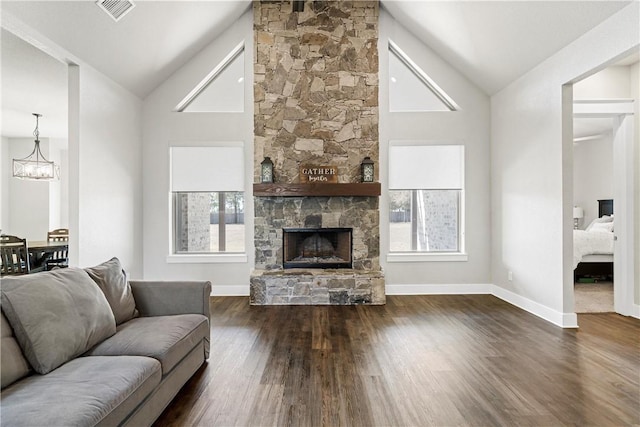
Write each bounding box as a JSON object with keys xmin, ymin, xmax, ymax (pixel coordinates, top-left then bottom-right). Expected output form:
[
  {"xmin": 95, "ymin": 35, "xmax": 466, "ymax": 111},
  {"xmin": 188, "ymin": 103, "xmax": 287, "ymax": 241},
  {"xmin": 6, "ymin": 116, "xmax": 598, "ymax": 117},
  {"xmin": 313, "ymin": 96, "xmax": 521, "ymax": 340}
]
[{"xmin": 573, "ymin": 206, "xmax": 584, "ymax": 229}]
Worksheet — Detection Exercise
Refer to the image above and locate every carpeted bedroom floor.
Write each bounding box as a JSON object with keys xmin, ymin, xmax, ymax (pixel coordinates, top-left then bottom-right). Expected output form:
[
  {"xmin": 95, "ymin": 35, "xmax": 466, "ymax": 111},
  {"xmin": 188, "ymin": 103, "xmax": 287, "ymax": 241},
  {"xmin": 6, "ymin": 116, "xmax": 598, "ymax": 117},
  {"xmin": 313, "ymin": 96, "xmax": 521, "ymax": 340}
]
[{"xmin": 574, "ymin": 281, "xmax": 614, "ymax": 313}]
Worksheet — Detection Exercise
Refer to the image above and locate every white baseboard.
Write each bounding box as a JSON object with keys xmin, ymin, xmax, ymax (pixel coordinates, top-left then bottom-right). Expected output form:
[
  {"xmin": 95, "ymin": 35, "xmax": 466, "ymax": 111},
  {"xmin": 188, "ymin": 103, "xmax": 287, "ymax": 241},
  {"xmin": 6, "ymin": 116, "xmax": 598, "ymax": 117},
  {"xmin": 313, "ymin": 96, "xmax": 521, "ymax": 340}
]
[
  {"xmin": 386, "ymin": 283, "xmax": 577, "ymax": 328},
  {"xmin": 385, "ymin": 283, "xmax": 492, "ymax": 295},
  {"xmin": 490, "ymin": 285, "xmax": 578, "ymax": 328},
  {"xmin": 210, "ymin": 285, "xmax": 249, "ymax": 296},
  {"xmin": 632, "ymin": 303, "xmax": 640, "ymax": 319}
]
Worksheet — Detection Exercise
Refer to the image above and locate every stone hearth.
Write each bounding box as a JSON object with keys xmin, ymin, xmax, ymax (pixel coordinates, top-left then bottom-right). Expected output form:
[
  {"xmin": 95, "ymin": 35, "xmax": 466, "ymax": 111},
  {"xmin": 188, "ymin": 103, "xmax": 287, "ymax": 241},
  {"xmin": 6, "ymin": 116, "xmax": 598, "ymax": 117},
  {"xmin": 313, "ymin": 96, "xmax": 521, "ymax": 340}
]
[
  {"xmin": 251, "ymin": 0, "xmax": 383, "ymax": 305},
  {"xmin": 250, "ymin": 269, "xmax": 384, "ymax": 305}
]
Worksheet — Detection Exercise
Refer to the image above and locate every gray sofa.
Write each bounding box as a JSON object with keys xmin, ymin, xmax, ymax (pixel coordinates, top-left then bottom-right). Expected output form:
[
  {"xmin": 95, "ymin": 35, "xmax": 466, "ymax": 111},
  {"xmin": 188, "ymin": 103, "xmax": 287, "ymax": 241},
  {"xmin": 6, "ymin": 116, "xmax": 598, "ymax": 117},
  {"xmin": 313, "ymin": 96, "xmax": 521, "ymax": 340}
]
[{"xmin": 0, "ymin": 258, "xmax": 211, "ymax": 427}]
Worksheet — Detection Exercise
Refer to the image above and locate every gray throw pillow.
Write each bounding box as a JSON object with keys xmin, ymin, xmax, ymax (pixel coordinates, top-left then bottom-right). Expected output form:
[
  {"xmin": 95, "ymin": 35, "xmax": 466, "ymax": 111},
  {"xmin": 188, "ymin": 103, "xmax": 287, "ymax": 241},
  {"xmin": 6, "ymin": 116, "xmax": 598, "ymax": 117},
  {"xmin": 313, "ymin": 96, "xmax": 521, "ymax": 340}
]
[
  {"xmin": 85, "ymin": 257, "xmax": 138, "ymax": 325},
  {"xmin": 1, "ymin": 268, "xmax": 116, "ymax": 374}
]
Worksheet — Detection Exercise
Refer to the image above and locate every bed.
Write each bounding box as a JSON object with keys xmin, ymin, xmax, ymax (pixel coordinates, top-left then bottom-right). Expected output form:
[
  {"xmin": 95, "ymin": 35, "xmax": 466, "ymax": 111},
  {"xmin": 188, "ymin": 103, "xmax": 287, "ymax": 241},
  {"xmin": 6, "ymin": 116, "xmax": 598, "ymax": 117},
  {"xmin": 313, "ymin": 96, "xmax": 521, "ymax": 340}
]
[{"xmin": 574, "ymin": 199, "xmax": 614, "ymax": 280}]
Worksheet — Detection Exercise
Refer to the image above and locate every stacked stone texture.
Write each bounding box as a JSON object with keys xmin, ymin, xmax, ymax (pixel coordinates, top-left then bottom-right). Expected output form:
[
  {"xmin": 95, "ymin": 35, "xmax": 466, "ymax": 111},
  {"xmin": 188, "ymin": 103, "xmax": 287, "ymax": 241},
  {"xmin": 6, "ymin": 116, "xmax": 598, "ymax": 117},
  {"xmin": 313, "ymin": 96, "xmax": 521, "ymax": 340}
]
[
  {"xmin": 253, "ymin": 0, "xmax": 379, "ymax": 183},
  {"xmin": 250, "ymin": 269, "xmax": 385, "ymax": 305},
  {"xmin": 419, "ymin": 190, "xmax": 459, "ymax": 251},
  {"xmin": 251, "ymin": 0, "xmax": 384, "ymax": 305},
  {"xmin": 177, "ymin": 193, "xmax": 211, "ymax": 252}
]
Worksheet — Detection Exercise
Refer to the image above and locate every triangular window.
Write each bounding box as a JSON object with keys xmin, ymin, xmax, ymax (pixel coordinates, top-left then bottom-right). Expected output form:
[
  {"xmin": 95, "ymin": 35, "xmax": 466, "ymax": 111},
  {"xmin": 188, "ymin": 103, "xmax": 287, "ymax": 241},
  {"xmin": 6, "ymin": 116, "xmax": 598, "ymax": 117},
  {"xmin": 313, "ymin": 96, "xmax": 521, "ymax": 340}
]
[
  {"xmin": 176, "ymin": 42, "xmax": 245, "ymax": 113},
  {"xmin": 388, "ymin": 40, "xmax": 458, "ymax": 112}
]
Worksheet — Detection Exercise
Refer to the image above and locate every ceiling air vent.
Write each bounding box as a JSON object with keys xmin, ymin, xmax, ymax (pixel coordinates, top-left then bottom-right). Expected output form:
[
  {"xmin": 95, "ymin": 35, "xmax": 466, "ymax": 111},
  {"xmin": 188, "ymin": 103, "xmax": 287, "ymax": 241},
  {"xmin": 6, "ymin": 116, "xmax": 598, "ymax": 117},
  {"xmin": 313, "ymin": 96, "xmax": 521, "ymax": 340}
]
[{"xmin": 96, "ymin": 0, "xmax": 135, "ymax": 22}]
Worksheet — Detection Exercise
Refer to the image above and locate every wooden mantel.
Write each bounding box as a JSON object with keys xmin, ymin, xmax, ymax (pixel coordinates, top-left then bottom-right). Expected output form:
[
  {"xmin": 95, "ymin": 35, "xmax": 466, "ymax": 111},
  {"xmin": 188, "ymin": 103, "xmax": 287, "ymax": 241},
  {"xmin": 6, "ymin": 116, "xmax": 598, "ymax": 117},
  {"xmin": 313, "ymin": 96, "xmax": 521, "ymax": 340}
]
[{"xmin": 253, "ymin": 183, "xmax": 381, "ymax": 197}]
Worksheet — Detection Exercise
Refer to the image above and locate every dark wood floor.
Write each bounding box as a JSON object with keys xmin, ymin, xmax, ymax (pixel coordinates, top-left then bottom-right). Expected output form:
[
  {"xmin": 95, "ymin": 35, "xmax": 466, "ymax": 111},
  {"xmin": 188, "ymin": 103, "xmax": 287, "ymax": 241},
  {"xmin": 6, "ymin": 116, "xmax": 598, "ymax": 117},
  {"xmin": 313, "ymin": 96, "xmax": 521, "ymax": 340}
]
[{"xmin": 155, "ymin": 295, "xmax": 639, "ymax": 426}]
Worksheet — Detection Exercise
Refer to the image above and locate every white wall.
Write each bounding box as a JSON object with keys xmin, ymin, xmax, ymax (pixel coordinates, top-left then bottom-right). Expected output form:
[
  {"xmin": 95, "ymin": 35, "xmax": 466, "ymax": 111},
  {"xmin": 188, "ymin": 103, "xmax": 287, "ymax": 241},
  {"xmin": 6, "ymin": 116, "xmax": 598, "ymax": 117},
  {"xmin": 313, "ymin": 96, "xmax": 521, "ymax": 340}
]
[
  {"xmin": 491, "ymin": 2, "xmax": 639, "ymax": 325},
  {"xmin": 47, "ymin": 138, "xmax": 68, "ymax": 231},
  {"xmin": 68, "ymin": 64, "xmax": 143, "ymax": 277},
  {"xmin": 573, "ymin": 135, "xmax": 613, "ymax": 228},
  {"xmin": 142, "ymin": 8, "xmax": 253, "ymax": 289},
  {"xmin": 0, "ymin": 137, "xmax": 9, "ymax": 232},
  {"xmin": 573, "ymin": 66, "xmax": 632, "ymax": 99},
  {"xmin": 58, "ymin": 147, "xmax": 69, "ymax": 230},
  {"xmin": 631, "ymin": 61, "xmax": 640, "ymax": 308},
  {"xmin": 379, "ymin": 8, "xmax": 492, "ymax": 289}
]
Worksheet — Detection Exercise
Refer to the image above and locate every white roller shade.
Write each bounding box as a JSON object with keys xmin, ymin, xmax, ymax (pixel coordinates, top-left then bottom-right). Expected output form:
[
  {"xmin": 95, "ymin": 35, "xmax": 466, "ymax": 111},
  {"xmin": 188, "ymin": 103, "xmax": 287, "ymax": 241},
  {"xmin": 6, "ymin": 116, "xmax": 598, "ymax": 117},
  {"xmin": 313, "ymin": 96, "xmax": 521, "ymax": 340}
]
[
  {"xmin": 170, "ymin": 145, "xmax": 244, "ymax": 192},
  {"xmin": 389, "ymin": 144, "xmax": 464, "ymax": 189}
]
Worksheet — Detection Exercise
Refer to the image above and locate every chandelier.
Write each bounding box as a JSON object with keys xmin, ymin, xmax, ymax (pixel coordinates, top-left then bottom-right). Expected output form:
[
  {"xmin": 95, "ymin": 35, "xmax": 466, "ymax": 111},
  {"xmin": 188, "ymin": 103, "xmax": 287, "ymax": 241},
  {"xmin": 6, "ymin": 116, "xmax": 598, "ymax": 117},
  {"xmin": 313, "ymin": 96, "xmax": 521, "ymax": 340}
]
[{"xmin": 12, "ymin": 113, "xmax": 59, "ymax": 181}]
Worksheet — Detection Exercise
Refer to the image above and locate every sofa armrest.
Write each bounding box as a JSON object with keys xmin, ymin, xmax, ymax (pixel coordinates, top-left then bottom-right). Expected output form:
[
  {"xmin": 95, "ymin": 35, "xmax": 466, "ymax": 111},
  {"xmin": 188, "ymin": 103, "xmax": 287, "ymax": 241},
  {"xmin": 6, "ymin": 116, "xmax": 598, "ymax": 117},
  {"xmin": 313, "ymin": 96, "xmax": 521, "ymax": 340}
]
[
  {"xmin": 129, "ymin": 281, "xmax": 211, "ymax": 321},
  {"xmin": 129, "ymin": 281, "xmax": 211, "ymax": 359}
]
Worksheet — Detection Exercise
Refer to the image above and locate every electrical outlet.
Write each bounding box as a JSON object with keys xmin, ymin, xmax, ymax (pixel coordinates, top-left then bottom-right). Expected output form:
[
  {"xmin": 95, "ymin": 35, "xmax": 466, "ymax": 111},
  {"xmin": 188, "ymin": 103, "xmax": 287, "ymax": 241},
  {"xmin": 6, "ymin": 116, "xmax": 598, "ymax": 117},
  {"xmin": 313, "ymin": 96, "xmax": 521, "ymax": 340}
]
[{"xmin": 508, "ymin": 271, "xmax": 513, "ymax": 281}]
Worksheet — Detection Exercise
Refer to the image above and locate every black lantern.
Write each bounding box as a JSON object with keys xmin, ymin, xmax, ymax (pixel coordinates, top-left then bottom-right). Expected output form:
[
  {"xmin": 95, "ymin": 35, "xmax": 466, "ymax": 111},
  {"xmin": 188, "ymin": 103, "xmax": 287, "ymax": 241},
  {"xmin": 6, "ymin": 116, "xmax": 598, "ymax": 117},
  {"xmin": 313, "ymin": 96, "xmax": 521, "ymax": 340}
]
[
  {"xmin": 261, "ymin": 157, "xmax": 274, "ymax": 183},
  {"xmin": 361, "ymin": 157, "xmax": 374, "ymax": 182}
]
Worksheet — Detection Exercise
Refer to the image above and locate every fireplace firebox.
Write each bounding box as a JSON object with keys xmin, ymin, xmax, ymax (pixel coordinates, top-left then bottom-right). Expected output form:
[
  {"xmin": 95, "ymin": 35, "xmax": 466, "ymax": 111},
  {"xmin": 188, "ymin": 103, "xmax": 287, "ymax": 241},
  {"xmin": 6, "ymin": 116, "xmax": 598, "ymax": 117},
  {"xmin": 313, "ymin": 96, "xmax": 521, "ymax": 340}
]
[{"xmin": 283, "ymin": 228, "xmax": 352, "ymax": 269}]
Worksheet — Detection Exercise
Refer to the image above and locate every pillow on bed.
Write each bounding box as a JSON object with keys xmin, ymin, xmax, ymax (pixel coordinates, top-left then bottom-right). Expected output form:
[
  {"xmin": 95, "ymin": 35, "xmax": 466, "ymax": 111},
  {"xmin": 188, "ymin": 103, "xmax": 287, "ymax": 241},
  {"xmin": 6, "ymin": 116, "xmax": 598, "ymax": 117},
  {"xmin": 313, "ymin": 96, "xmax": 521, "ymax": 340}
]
[
  {"xmin": 590, "ymin": 222, "xmax": 614, "ymax": 233},
  {"xmin": 586, "ymin": 215, "xmax": 613, "ymax": 231}
]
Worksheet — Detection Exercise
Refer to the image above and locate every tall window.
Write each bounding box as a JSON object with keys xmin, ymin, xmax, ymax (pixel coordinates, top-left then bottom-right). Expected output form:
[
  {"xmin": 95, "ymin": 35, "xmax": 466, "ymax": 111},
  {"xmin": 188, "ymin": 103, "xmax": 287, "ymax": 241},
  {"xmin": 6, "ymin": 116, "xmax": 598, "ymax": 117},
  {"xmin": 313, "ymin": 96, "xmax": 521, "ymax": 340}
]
[
  {"xmin": 389, "ymin": 144, "xmax": 464, "ymax": 254},
  {"xmin": 170, "ymin": 145, "xmax": 245, "ymax": 254},
  {"xmin": 388, "ymin": 40, "xmax": 459, "ymax": 112},
  {"xmin": 175, "ymin": 42, "xmax": 245, "ymax": 113}
]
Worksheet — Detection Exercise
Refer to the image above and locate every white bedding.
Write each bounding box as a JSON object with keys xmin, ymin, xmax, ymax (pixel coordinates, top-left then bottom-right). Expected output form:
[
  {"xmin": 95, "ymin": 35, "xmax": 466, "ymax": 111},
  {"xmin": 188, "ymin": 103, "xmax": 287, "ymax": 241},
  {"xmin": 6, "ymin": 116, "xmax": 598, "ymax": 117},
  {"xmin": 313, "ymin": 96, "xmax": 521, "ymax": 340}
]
[{"xmin": 573, "ymin": 229, "xmax": 614, "ymax": 269}]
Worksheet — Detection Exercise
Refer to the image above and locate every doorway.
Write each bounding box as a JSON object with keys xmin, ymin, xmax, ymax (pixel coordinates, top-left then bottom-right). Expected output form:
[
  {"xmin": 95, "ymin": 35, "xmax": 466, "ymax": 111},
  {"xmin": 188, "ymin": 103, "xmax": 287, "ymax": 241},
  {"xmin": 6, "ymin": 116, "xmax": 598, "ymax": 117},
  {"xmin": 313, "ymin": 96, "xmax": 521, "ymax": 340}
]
[
  {"xmin": 0, "ymin": 29, "xmax": 69, "ymax": 241},
  {"xmin": 570, "ymin": 56, "xmax": 638, "ymax": 317}
]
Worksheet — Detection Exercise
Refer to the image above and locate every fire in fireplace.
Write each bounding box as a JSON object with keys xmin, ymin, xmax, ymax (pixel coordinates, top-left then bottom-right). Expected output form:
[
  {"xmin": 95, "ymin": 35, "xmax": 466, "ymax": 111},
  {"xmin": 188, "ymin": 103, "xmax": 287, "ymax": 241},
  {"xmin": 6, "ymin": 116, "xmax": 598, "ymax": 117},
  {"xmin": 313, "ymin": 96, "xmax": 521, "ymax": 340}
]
[{"xmin": 283, "ymin": 228, "xmax": 352, "ymax": 269}]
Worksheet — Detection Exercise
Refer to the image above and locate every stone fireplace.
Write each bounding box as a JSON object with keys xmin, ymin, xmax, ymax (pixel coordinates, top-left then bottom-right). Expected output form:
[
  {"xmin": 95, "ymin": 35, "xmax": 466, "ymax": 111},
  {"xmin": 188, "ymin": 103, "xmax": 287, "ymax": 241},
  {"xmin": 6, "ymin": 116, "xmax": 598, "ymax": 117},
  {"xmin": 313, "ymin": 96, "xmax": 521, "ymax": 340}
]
[{"xmin": 250, "ymin": 0, "xmax": 384, "ymax": 305}]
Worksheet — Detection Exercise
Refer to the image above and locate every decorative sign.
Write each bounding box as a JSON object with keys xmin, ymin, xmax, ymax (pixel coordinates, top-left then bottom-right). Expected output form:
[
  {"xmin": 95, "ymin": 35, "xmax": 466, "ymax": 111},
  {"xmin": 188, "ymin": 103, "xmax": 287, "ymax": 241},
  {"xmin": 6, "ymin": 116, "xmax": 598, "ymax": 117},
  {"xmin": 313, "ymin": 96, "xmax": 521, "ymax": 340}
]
[{"xmin": 299, "ymin": 165, "xmax": 338, "ymax": 183}]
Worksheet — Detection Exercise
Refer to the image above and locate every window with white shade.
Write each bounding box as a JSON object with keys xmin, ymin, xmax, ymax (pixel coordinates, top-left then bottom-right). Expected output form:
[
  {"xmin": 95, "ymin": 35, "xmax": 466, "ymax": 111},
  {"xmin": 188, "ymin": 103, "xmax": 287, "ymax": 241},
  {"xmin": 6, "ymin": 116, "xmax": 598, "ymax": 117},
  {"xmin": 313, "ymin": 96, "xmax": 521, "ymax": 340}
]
[
  {"xmin": 388, "ymin": 143, "xmax": 465, "ymax": 255},
  {"xmin": 170, "ymin": 145, "xmax": 245, "ymax": 255}
]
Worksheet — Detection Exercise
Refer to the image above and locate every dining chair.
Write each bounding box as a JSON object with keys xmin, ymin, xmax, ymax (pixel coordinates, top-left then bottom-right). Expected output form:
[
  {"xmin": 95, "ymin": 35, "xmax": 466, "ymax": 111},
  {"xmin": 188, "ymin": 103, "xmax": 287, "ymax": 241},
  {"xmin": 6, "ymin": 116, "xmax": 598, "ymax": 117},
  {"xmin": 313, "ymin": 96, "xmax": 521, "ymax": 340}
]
[
  {"xmin": 46, "ymin": 228, "xmax": 69, "ymax": 270},
  {"xmin": 0, "ymin": 235, "xmax": 30, "ymax": 276}
]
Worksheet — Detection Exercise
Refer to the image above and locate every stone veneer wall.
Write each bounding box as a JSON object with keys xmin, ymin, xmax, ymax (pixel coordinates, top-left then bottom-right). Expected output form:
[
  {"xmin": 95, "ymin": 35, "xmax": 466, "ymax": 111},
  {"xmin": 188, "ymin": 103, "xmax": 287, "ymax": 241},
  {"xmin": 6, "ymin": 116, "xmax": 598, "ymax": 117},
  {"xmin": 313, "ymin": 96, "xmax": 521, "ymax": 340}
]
[
  {"xmin": 253, "ymin": 0, "xmax": 379, "ymax": 181},
  {"xmin": 252, "ymin": 0, "xmax": 383, "ymax": 305}
]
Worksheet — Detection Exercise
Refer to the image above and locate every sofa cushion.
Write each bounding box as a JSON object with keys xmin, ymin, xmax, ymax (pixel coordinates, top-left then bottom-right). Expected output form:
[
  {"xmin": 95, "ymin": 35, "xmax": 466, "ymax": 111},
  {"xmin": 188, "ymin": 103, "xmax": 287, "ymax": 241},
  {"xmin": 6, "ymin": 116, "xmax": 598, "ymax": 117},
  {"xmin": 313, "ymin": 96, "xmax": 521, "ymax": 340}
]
[
  {"xmin": 0, "ymin": 355, "xmax": 161, "ymax": 427},
  {"xmin": 86, "ymin": 314, "xmax": 209, "ymax": 375},
  {"xmin": 0, "ymin": 268, "xmax": 116, "ymax": 374},
  {"xmin": 1, "ymin": 311, "xmax": 31, "ymax": 389},
  {"xmin": 85, "ymin": 257, "xmax": 138, "ymax": 325}
]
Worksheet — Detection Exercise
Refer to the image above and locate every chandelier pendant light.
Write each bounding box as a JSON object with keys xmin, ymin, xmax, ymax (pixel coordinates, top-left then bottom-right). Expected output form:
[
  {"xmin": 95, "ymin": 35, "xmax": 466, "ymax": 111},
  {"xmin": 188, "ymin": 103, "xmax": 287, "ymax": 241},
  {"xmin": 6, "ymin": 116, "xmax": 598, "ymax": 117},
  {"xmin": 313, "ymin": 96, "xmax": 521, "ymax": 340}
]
[{"xmin": 12, "ymin": 113, "xmax": 58, "ymax": 181}]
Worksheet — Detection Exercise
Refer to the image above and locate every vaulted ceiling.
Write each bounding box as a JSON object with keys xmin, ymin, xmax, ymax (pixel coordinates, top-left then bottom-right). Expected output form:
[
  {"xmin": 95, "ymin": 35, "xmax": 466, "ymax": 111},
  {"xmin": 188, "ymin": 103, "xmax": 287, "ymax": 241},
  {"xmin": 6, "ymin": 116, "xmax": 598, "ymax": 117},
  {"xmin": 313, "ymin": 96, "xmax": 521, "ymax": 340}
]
[
  {"xmin": 382, "ymin": 1, "xmax": 632, "ymax": 95},
  {"xmin": 1, "ymin": 0, "xmax": 636, "ymax": 138},
  {"xmin": 2, "ymin": 0, "xmax": 252, "ymax": 99}
]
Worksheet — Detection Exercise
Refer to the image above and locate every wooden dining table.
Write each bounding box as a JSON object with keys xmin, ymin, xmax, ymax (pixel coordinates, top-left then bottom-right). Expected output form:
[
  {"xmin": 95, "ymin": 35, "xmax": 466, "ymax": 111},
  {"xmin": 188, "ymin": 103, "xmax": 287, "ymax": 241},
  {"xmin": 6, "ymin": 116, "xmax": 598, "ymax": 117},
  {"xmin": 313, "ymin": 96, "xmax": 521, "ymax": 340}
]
[{"xmin": 28, "ymin": 240, "xmax": 69, "ymax": 272}]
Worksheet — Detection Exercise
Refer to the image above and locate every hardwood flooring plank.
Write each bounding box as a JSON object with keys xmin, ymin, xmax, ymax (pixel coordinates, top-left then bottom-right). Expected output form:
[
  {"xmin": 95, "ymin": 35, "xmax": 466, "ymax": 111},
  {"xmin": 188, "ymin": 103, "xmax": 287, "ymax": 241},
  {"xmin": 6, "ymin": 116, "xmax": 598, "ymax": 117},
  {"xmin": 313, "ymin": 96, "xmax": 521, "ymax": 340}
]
[
  {"xmin": 154, "ymin": 295, "xmax": 639, "ymax": 427},
  {"xmin": 311, "ymin": 307, "xmax": 332, "ymax": 351}
]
